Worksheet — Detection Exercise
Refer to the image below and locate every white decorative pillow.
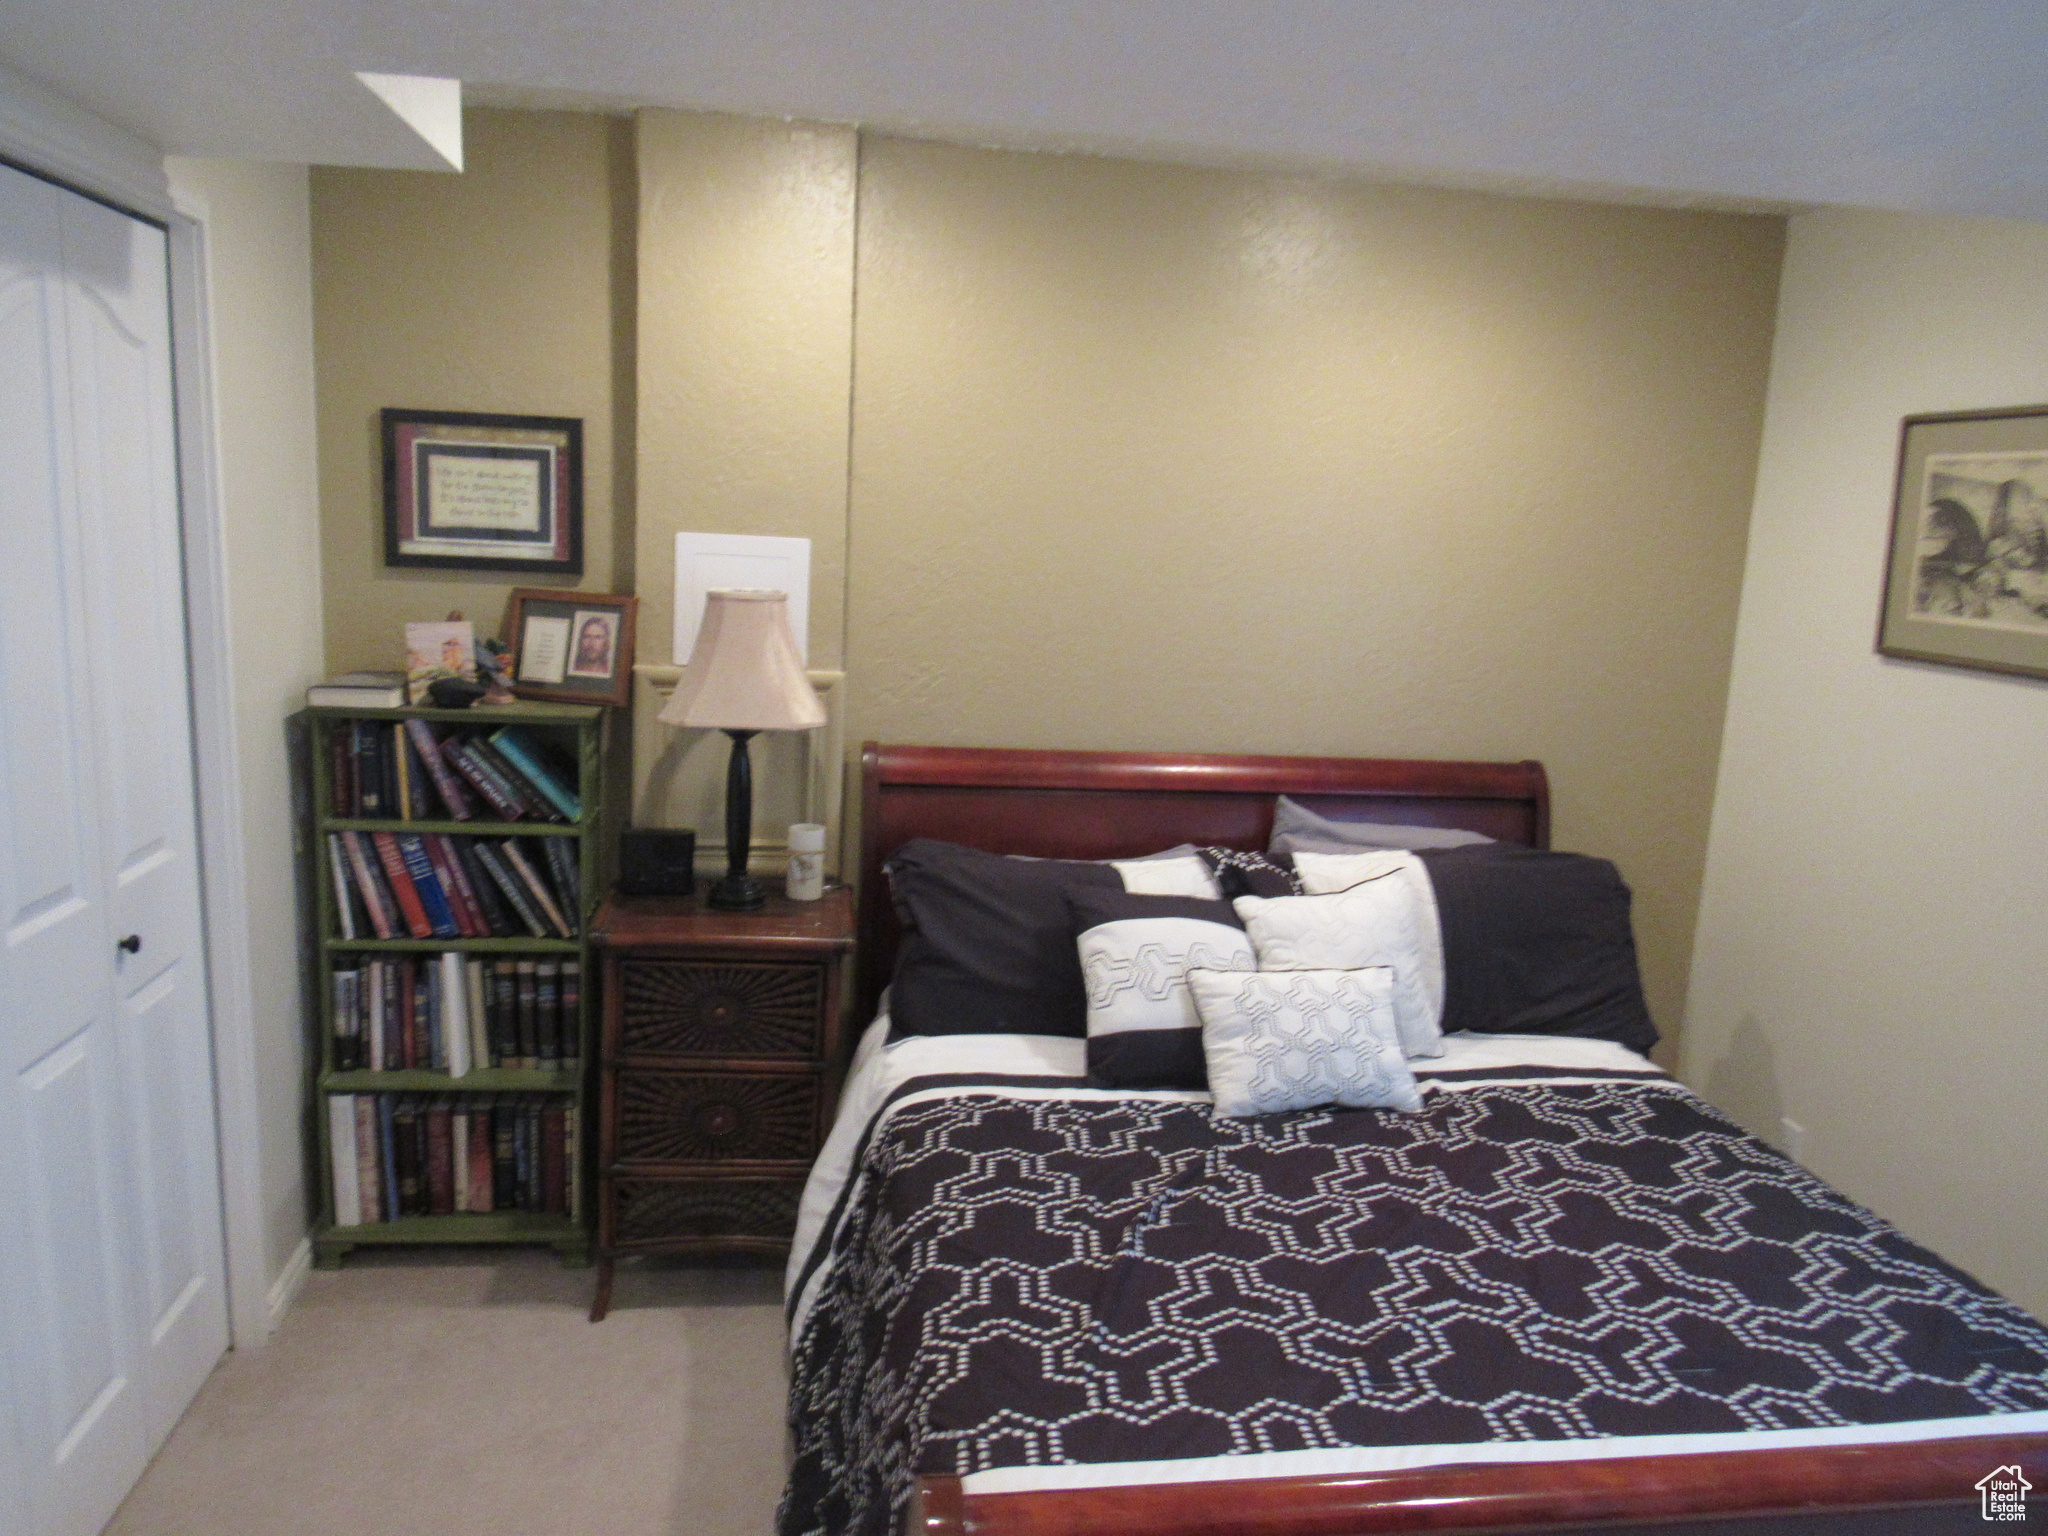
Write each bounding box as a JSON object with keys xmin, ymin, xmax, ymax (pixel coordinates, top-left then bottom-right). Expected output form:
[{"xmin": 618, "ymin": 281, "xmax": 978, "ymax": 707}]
[
  {"xmin": 1290, "ymin": 850, "xmax": 1446, "ymax": 1035},
  {"xmin": 1113, "ymin": 853, "xmax": 1224, "ymax": 899},
  {"xmin": 1232, "ymin": 877, "xmax": 1445, "ymax": 1058},
  {"xmin": 1188, "ymin": 966, "xmax": 1422, "ymax": 1118},
  {"xmin": 1071, "ymin": 889, "xmax": 1255, "ymax": 1089},
  {"xmin": 1290, "ymin": 848, "xmax": 1419, "ymax": 895}
]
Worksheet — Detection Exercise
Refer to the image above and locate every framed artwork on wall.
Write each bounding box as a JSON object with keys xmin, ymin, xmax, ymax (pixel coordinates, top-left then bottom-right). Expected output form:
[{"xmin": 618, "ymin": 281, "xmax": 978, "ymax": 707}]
[
  {"xmin": 382, "ymin": 408, "xmax": 583, "ymax": 575},
  {"xmin": 1879, "ymin": 404, "xmax": 2048, "ymax": 683},
  {"xmin": 502, "ymin": 587, "xmax": 638, "ymax": 706}
]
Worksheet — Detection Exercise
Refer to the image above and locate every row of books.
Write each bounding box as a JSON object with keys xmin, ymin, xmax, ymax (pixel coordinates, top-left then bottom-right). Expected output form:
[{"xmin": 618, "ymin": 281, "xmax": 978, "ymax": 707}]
[
  {"xmin": 328, "ymin": 828, "xmax": 580, "ymax": 940},
  {"xmin": 331, "ymin": 953, "xmax": 581, "ymax": 1075},
  {"xmin": 326, "ymin": 1093, "xmax": 579, "ymax": 1226},
  {"xmin": 329, "ymin": 719, "xmax": 581, "ymax": 825}
]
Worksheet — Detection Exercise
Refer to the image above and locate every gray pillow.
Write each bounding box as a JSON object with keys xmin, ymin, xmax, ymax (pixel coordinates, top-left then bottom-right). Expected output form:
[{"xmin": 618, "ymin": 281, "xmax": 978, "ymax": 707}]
[{"xmin": 1269, "ymin": 795, "xmax": 1495, "ymax": 856}]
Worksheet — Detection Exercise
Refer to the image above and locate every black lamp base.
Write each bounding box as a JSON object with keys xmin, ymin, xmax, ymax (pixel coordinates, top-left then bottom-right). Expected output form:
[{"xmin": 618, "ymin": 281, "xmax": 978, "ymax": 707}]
[
  {"xmin": 710, "ymin": 727, "xmax": 766, "ymax": 911},
  {"xmin": 707, "ymin": 871, "xmax": 767, "ymax": 911}
]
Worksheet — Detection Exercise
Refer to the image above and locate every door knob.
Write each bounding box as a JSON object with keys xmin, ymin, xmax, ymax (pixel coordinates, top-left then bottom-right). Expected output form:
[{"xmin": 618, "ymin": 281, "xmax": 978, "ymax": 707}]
[{"xmin": 118, "ymin": 934, "xmax": 141, "ymax": 955}]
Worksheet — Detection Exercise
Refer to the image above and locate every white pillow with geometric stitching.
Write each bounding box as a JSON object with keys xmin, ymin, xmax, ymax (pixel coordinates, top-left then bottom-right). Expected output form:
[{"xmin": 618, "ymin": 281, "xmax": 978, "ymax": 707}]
[
  {"xmin": 1071, "ymin": 888, "xmax": 1256, "ymax": 1089},
  {"xmin": 1289, "ymin": 850, "xmax": 1446, "ymax": 1036},
  {"xmin": 1232, "ymin": 872, "xmax": 1445, "ymax": 1058},
  {"xmin": 1188, "ymin": 966, "xmax": 1422, "ymax": 1118}
]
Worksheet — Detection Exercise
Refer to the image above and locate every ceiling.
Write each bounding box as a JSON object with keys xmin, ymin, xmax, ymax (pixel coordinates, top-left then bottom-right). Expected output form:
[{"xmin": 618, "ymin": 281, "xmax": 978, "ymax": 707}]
[{"xmin": 6, "ymin": 0, "xmax": 2048, "ymax": 221}]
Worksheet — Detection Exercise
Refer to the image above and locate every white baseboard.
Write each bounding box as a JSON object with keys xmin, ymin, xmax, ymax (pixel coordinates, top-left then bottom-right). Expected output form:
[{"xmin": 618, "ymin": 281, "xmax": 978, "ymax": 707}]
[{"xmin": 265, "ymin": 1237, "xmax": 313, "ymax": 1335}]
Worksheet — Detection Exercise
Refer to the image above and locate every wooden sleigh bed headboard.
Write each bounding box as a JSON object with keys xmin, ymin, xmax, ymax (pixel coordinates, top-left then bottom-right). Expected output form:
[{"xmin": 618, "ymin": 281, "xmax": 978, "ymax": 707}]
[{"xmin": 854, "ymin": 741, "xmax": 1550, "ymax": 1029}]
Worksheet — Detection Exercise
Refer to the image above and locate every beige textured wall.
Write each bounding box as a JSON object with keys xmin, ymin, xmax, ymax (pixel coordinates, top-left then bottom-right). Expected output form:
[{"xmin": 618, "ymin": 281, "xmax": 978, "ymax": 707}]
[
  {"xmin": 1686, "ymin": 208, "xmax": 2048, "ymax": 1317},
  {"xmin": 311, "ymin": 109, "xmax": 631, "ymax": 672},
  {"xmin": 312, "ymin": 111, "xmax": 1783, "ymax": 1057},
  {"xmin": 629, "ymin": 110, "xmax": 857, "ymax": 835},
  {"xmin": 844, "ymin": 139, "xmax": 1786, "ymax": 1058}
]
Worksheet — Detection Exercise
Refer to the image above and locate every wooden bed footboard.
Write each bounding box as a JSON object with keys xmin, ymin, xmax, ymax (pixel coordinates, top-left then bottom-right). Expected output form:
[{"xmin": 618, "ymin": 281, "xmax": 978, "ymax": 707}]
[{"xmin": 909, "ymin": 1431, "xmax": 2048, "ymax": 1534}]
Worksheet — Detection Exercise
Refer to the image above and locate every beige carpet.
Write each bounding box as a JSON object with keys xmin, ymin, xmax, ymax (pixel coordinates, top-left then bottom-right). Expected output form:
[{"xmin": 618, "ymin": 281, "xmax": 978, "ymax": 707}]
[{"xmin": 105, "ymin": 1250, "xmax": 791, "ymax": 1536}]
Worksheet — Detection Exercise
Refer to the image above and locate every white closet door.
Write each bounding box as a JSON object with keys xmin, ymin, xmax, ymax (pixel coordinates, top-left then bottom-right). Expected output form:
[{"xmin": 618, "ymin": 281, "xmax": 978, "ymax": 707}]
[{"xmin": 0, "ymin": 163, "xmax": 228, "ymax": 1536}]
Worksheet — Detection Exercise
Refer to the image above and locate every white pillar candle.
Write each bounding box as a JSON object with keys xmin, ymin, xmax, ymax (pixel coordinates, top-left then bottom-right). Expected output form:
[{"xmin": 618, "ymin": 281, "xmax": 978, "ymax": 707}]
[{"xmin": 786, "ymin": 822, "xmax": 827, "ymax": 901}]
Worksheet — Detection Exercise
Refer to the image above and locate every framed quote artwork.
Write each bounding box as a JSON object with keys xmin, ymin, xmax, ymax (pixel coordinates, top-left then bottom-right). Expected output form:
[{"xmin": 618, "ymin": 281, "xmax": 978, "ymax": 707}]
[
  {"xmin": 382, "ymin": 408, "xmax": 583, "ymax": 575},
  {"xmin": 502, "ymin": 588, "xmax": 638, "ymax": 707},
  {"xmin": 1878, "ymin": 404, "xmax": 2048, "ymax": 683}
]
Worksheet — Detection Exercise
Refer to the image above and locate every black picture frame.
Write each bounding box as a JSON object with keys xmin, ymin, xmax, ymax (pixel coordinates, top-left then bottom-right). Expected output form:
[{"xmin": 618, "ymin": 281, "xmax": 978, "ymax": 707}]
[
  {"xmin": 381, "ymin": 408, "xmax": 583, "ymax": 575},
  {"xmin": 1878, "ymin": 404, "xmax": 2048, "ymax": 684}
]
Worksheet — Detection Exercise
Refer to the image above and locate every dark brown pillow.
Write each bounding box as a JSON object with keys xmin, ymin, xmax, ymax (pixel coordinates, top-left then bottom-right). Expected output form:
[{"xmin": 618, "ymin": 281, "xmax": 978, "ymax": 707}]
[
  {"xmin": 1418, "ymin": 844, "xmax": 1657, "ymax": 1054},
  {"xmin": 885, "ymin": 839, "xmax": 1119, "ymax": 1037}
]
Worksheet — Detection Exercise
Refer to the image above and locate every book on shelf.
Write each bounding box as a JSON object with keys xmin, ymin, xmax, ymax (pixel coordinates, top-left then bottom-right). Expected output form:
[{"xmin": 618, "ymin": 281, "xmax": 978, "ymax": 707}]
[
  {"xmin": 392, "ymin": 728, "xmax": 416, "ymax": 820},
  {"xmin": 404, "ymin": 718, "xmax": 476, "ymax": 819},
  {"xmin": 489, "ymin": 727, "xmax": 581, "ymax": 820},
  {"xmin": 397, "ymin": 834, "xmax": 462, "ymax": 939},
  {"xmin": 514, "ymin": 959, "xmax": 538, "ymax": 1070},
  {"xmin": 326, "ymin": 833, "xmax": 359, "ymax": 941},
  {"xmin": 332, "ymin": 951, "xmax": 579, "ymax": 1075},
  {"xmin": 329, "ymin": 1095, "xmax": 363, "ymax": 1226},
  {"xmin": 560, "ymin": 960, "xmax": 581, "ymax": 1073},
  {"xmin": 370, "ymin": 831, "xmax": 434, "ymax": 939},
  {"xmin": 308, "ymin": 672, "xmax": 406, "ymax": 708},
  {"xmin": 332, "ymin": 968, "xmax": 364, "ymax": 1071},
  {"xmin": 340, "ymin": 831, "xmax": 397, "ymax": 939},
  {"xmin": 470, "ymin": 840, "xmax": 549, "ymax": 937},
  {"xmin": 464, "ymin": 958, "xmax": 489, "ymax": 1068},
  {"xmin": 441, "ymin": 737, "xmax": 527, "ymax": 820},
  {"xmin": 535, "ymin": 960, "xmax": 560, "ymax": 1068},
  {"xmin": 541, "ymin": 833, "xmax": 581, "ymax": 919},
  {"xmin": 325, "ymin": 717, "xmax": 584, "ymax": 827},
  {"xmin": 354, "ymin": 721, "xmax": 387, "ymax": 817},
  {"xmin": 438, "ymin": 952, "xmax": 467, "ymax": 1077},
  {"xmin": 330, "ymin": 829, "xmax": 578, "ymax": 945},
  {"xmin": 329, "ymin": 1091, "xmax": 576, "ymax": 1222},
  {"xmin": 500, "ymin": 840, "xmax": 574, "ymax": 937},
  {"xmin": 452, "ymin": 837, "xmax": 515, "ymax": 935},
  {"xmin": 422, "ymin": 834, "xmax": 484, "ymax": 937},
  {"xmin": 473, "ymin": 736, "xmax": 566, "ymax": 823}
]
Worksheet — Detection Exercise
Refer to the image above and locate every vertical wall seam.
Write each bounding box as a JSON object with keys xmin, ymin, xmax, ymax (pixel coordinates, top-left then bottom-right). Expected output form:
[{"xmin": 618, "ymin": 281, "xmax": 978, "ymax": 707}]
[{"xmin": 840, "ymin": 128, "xmax": 864, "ymax": 680}]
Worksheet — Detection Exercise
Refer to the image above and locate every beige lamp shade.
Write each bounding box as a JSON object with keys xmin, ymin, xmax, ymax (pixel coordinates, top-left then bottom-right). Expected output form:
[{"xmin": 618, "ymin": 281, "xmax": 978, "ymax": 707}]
[{"xmin": 658, "ymin": 589, "xmax": 826, "ymax": 731}]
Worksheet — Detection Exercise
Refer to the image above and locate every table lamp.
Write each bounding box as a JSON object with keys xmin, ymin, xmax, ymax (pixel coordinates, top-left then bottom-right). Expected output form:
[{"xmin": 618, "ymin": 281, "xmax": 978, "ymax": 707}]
[{"xmin": 657, "ymin": 589, "xmax": 826, "ymax": 910}]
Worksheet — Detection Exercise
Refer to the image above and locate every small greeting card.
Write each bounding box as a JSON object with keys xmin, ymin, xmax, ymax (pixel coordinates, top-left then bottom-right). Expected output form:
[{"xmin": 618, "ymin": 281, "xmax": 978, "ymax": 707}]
[{"xmin": 405, "ymin": 620, "xmax": 477, "ymax": 705}]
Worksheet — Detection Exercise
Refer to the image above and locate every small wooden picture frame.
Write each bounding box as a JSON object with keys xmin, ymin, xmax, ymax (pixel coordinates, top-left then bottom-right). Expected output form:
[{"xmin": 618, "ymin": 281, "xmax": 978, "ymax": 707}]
[
  {"xmin": 502, "ymin": 588, "xmax": 637, "ymax": 706},
  {"xmin": 382, "ymin": 408, "xmax": 583, "ymax": 575},
  {"xmin": 1878, "ymin": 404, "xmax": 2048, "ymax": 683}
]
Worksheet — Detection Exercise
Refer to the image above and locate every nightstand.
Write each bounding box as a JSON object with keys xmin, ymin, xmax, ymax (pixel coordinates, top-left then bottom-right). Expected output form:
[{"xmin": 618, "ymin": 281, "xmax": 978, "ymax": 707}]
[{"xmin": 587, "ymin": 885, "xmax": 855, "ymax": 1321}]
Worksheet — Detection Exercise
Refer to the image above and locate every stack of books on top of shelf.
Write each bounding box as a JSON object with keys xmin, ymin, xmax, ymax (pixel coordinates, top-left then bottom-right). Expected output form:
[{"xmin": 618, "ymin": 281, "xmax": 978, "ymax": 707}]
[
  {"xmin": 332, "ymin": 953, "xmax": 581, "ymax": 1074},
  {"xmin": 331, "ymin": 719, "xmax": 582, "ymax": 826},
  {"xmin": 326, "ymin": 1092, "xmax": 577, "ymax": 1225},
  {"xmin": 326, "ymin": 827, "xmax": 580, "ymax": 940}
]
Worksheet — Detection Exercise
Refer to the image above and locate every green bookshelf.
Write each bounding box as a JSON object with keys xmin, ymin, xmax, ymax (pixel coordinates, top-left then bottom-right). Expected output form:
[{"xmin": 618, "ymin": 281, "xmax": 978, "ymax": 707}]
[{"xmin": 303, "ymin": 701, "xmax": 611, "ymax": 1268}]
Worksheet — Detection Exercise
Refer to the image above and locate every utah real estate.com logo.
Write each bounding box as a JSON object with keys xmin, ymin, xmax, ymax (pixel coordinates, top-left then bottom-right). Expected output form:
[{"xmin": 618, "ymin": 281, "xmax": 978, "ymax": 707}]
[{"xmin": 1979, "ymin": 1465, "xmax": 2032, "ymax": 1522}]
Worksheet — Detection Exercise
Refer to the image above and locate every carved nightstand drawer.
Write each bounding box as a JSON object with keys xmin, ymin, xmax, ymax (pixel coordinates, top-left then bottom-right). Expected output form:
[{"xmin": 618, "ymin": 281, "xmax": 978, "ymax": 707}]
[
  {"xmin": 617, "ymin": 959, "xmax": 824, "ymax": 1058},
  {"xmin": 590, "ymin": 887, "xmax": 854, "ymax": 1318},
  {"xmin": 614, "ymin": 1070, "xmax": 820, "ymax": 1166},
  {"xmin": 611, "ymin": 1178, "xmax": 805, "ymax": 1250}
]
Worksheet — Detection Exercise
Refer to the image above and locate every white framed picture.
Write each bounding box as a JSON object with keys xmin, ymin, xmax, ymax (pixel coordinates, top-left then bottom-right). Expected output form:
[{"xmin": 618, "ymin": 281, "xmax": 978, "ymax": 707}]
[{"xmin": 674, "ymin": 532, "xmax": 810, "ymax": 664}]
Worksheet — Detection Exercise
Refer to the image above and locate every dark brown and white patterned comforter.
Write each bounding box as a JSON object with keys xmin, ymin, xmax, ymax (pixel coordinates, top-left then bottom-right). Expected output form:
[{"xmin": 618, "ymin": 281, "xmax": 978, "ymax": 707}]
[{"xmin": 779, "ymin": 1031, "xmax": 2048, "ymax": 1536}]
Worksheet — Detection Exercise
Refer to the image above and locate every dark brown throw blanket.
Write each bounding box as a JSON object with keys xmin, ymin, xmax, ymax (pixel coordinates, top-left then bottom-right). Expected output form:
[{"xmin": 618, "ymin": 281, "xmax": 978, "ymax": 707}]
[{"xmin": 782, "ymin": 1069, "xmax": 2048, "ymax": 1536}]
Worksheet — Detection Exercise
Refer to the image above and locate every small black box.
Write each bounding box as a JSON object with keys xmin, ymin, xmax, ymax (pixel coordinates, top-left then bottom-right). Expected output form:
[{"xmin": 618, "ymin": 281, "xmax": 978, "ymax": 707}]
[{"xmin": 618, "ymin": 828, "xmax": 696, "ymax": 896}]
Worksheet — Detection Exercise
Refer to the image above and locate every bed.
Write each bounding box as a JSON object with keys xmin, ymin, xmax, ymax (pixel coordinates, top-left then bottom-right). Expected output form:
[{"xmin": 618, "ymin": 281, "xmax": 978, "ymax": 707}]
[{"xmin": 781, "ymin": 742, "xmax": 2048, "ymax": 1536}]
